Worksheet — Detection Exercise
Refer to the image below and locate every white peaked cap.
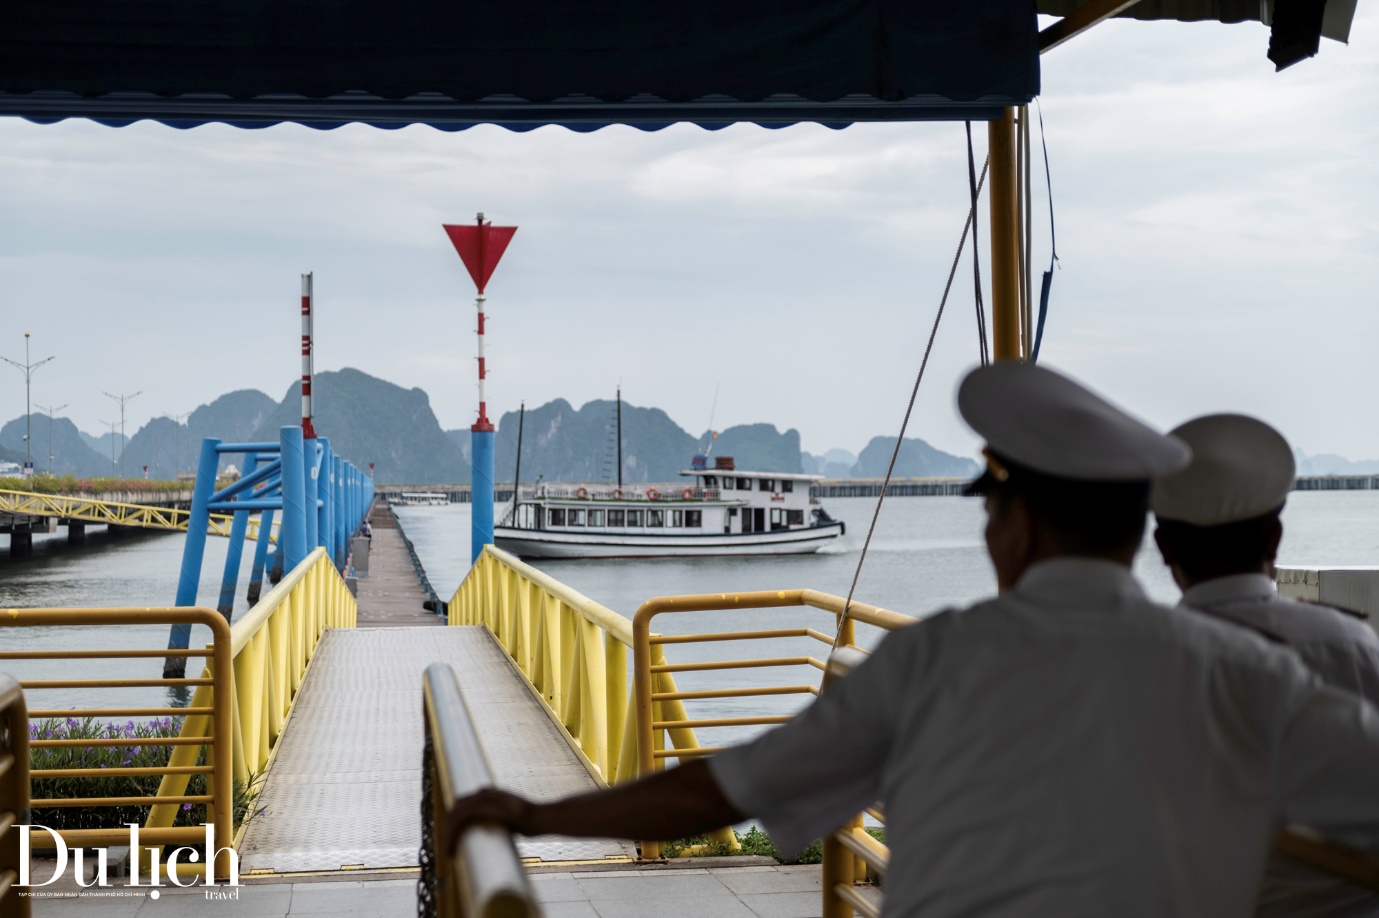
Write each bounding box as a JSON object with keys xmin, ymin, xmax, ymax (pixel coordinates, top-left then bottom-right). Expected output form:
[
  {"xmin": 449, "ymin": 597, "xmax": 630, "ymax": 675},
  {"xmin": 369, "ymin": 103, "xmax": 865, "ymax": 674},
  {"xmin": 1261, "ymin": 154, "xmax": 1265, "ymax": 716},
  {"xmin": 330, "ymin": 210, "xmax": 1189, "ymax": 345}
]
[
  {"xmin": 1151, "ymin": 414, "xmax": 1295, "ymax": 525},
  {"xmin": 958, "ymin": 363, "xmax": 1191, "ymax": 481}
]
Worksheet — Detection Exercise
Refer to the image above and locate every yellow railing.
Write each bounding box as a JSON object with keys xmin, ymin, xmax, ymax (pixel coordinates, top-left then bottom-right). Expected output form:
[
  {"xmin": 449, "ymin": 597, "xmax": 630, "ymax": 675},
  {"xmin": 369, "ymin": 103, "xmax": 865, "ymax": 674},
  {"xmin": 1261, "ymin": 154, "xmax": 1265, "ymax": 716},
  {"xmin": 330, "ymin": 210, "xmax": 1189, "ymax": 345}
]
[
  {"xmin": 421, "ymin": 663, "xmax": 537, "ymax": 918},
  {"xmin": 148, "ymin": 546, "xmax": 356, "ymax": 852},
  {"xmin": 0, "ymin": 489, "xmax": 276, "ymax": 541},
  {"xmin": 448, "ymin": 546, "xmax": 734, "ymax": 856},
  {"xmin": 0, "ymin": 547, "xmax": 353, "ymax": 883},
  {"xmin": 631, "ymin": 589, "xmax": 912, "ymax": 874},
  {"xmin": 0, "ymin": 675, "xmax": 30, "ymax": 918},
  {"xmin": 0, "ymin": 607, "xmax": 236, "ymax": 880}
]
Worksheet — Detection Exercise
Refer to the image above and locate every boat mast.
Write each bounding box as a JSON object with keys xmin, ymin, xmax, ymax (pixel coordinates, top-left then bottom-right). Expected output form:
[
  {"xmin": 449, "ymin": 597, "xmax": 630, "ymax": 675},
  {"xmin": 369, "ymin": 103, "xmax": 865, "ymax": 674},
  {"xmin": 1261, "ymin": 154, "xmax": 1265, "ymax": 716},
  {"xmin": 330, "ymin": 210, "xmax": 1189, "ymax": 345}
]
[{"xmin": 616, "ymin": 386, "xmax": 622, "ymax": 490}]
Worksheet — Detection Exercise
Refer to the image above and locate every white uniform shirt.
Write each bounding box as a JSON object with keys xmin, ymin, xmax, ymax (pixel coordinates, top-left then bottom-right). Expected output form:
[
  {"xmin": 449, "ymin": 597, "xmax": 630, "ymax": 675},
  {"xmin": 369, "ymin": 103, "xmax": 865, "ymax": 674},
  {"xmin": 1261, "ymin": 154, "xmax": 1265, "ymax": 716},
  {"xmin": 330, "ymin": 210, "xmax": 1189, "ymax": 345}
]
[
  {"xmin": 1182, "ymin": 573, "xmax": 1379, "ymax": 917},
  {"xmin": 1182, "ymin": 573, "xmax": 1379, "ymax": 708},
  {"xmin": 709, "ymin": 558, "xmax": 1379, "ymax": 918}
]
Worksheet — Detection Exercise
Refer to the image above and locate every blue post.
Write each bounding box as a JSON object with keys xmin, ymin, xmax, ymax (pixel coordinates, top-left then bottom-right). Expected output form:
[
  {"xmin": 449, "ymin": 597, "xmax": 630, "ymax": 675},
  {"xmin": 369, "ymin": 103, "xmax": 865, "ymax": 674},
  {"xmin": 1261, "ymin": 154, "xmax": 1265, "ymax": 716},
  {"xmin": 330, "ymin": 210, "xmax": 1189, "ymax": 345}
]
[
  {"xmin": 334, "ymin": 455, "xmax": 346, "ymax": 568},
  {"xmin": 280, "ymin": 426, "xmax": 308, "ymax": 574},
  {"xmin": 248, "ymin": 507, "xmax": 275, "ymax": 603},
  {"xmin": 303, "ymin": 440, "xmax": 320, "ymax": 554},
  {"xmin": 165, "ymin": 437, "xmax": 221, "ymax": 677},
  {"xmin": 471, "ymin": 428, "xmax": 495, "ymax": 564},
  {"xmin": 216, "ymin": 451, "xmax": 257, "ymax": 621},
  {"xmin": 318, "ymin": 439, "xmax": 334, "ymax": 562}
]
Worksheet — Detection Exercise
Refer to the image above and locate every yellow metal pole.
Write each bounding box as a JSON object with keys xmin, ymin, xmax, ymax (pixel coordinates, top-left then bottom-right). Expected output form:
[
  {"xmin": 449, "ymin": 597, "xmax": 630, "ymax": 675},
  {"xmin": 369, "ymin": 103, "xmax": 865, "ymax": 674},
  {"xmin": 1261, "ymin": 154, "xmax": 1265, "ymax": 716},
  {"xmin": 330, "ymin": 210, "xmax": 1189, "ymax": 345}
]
[
  {"xmin": 822, "ymin": 828, "xmax": 856, "ymax": 918},
  {"xmin": 988, "ymin": 107, "xmax": 1022, "ymax": 362}
]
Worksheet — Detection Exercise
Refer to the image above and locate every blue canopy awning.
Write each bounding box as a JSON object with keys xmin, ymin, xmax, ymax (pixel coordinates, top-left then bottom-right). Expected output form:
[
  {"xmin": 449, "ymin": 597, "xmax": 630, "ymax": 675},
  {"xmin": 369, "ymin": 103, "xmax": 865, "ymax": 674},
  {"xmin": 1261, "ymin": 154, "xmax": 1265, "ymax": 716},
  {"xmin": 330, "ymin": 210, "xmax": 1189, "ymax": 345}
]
[{"xmin": 0, "ymin": 1, "xmax": 1041, "ymax": 131}]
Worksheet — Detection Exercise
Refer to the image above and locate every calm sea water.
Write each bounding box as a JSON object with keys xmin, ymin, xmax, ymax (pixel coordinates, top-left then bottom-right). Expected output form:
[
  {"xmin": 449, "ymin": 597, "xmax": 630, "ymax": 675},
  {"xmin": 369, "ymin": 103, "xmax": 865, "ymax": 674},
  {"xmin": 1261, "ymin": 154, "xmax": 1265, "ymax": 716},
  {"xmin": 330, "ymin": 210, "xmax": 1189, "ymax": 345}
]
[{"xmin": 4, "ymin": 493, "xmax": 1378, "ymax": 743}]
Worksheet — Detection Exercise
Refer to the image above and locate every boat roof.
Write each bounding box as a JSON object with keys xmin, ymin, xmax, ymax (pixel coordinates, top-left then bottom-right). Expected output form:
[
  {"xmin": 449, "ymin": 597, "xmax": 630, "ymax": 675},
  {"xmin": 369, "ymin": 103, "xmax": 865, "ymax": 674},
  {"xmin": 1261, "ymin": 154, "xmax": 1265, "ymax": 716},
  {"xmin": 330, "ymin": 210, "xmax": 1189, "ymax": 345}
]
[{"xmin": 679, "ymin": 469, "xmax": 824, "ymax": 482}]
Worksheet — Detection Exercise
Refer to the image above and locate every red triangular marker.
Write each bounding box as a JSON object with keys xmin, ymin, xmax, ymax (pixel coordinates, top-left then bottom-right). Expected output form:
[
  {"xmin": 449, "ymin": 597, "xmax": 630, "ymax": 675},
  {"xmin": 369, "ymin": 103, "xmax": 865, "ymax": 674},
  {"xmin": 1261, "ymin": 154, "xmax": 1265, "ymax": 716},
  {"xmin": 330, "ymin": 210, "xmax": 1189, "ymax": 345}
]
[{"xmin": 443, "ymin": 221, "xmax": 517, "ymax": 295}]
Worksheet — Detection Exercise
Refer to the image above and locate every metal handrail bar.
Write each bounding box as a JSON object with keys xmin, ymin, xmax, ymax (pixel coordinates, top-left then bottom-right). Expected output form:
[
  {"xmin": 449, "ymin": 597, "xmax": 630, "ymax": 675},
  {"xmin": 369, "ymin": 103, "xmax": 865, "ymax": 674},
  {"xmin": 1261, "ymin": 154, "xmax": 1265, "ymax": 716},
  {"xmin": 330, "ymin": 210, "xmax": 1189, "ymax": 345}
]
[
  {"xmin": 0, "ymin": 608, "xmax": 234, "ymax": 880},
  {"xmin": 650, "ymin": 658, "xmax": 828, "ymax": 674},
  {"xmin": 650, "ymin": 716, "xmax": 791, "ymax": 730},
  {"xmin": 650, "ymin": 685, "xmax": 820, "ymax": 702},
  {"xmin": 421, "ymin": 663, "xmax": 537, "ymax": 918},
  {"xmin": 1, "ymin": 675, "xmax": 30, "ymax": 918},
  {"xmin": 650, "ymin": 628, "xmax": 835, "ymax": 645},
  {"xmin": 0, "ymin": 649, "xmax": 212, "ymax": 660}
]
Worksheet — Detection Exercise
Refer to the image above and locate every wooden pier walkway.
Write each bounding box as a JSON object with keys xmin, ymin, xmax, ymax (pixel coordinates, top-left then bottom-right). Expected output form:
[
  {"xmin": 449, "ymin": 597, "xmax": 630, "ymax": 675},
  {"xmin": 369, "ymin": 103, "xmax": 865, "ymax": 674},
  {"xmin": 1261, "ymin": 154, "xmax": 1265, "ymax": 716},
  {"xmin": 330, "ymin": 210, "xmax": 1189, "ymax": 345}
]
[{"xmin": 355, "ymin": 503, "xmax": 442, "ymax": 627}]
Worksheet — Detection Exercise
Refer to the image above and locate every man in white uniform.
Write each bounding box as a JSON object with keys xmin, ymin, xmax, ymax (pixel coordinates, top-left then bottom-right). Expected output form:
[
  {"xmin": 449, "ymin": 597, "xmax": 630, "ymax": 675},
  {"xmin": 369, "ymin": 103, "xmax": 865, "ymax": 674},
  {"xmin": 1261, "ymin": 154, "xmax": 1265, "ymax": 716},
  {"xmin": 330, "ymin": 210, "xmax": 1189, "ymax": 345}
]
[
  {"xmin": 445, "ymin": 364, "xmax": 1379, "ymax": 917},
  {"xmin": 1153, "ymin": 413, "xmax": 1379, "ymax": 916}
]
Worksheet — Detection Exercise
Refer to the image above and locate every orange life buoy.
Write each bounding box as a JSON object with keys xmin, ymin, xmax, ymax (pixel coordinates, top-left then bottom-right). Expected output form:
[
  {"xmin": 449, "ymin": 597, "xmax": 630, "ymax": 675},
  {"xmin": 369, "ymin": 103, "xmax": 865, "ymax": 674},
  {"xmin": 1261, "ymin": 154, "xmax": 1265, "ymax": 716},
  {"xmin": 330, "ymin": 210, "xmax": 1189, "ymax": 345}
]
[
  {"xmin": 575, "ymin": 486, "xmax": 589, "ymax": 499},
  {"xmin": 681, "ymin": 487, "xmax": 695, "ymax": 500},
  {"xmin": 611, "ymin": 488, "xmax": 623, "ymax": 500},
  {"xmin": 646, "ymin": 488, "xmax": 660, "ymax": 501}
]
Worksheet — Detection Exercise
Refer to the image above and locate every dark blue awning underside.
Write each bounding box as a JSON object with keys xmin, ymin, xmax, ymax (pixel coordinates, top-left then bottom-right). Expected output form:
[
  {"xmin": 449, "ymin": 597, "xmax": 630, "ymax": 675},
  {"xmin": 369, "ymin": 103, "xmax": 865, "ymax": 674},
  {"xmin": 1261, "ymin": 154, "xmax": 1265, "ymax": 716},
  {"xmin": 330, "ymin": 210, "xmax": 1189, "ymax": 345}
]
[{"xmin": 0, "ymin": 1, "xmax": 1040, "ymax": 131}]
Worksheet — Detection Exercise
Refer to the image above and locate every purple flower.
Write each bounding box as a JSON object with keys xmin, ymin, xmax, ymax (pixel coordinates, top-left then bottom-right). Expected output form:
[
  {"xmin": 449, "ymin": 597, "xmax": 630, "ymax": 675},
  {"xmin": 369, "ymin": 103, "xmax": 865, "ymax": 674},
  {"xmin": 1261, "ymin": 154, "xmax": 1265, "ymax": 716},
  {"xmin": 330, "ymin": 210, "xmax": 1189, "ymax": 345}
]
[{"xmin": 182, "ymin": 804, "xmax": 193, "ymax": 812}]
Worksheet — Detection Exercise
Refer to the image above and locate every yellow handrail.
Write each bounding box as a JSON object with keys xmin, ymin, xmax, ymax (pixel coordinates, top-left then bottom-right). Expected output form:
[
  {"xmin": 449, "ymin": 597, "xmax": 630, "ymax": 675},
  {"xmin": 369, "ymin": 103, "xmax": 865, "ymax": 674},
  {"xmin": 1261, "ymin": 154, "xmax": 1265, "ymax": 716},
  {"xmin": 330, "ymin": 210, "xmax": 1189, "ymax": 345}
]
[
  {"xmin": 0, "ymin": 607, "xmax": 235, "ymax": 880},
  {"xmin": 448, "ymin": 546, "xmax": 731, "ymax": 859},
  {"xmin": 0, "ymin": 675, "xmax": 30, "ymax": 918},
  {"xmin": 146, "ymin": 546, "xmax": 356, "ymax": 853},
  {"xmin": 628, "ymin": 589, "xmax": 910, "ymax": 887}
]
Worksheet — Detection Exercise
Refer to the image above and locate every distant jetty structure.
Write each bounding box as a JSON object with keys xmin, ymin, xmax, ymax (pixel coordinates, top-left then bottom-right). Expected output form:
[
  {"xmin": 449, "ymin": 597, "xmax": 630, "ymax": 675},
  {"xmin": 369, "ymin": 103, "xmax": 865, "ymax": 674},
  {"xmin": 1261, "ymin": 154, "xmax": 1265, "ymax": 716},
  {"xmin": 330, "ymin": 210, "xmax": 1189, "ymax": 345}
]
[{"xmin": 377, "ymin": 475, "xmax": 1379, "ymax": 504}]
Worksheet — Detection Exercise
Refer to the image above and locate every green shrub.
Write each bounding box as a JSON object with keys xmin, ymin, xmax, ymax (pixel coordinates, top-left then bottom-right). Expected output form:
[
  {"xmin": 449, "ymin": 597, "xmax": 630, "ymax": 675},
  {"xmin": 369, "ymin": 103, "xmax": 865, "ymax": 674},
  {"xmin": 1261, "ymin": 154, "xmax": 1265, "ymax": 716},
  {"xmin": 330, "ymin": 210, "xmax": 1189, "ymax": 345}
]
[
  {"xmin": 0, "ymin": 475, "xmax": 213, "ymax": 496},
  {"xmin": 29, "ymin": 717, "xmax": 264, "ymax": 838},
  {"xmin": 663, "ymin": 825, "xmax": 885, "ymax": 865}
]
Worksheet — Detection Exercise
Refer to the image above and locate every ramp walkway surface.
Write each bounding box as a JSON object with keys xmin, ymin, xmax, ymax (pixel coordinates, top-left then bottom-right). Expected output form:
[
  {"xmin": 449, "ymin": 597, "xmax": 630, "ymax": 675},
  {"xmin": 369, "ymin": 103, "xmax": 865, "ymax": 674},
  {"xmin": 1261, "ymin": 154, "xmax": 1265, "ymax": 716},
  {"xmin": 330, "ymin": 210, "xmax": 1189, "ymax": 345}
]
[{"xmin": 238, "ymin": 626, "xmax": 634, "ymax": 873}]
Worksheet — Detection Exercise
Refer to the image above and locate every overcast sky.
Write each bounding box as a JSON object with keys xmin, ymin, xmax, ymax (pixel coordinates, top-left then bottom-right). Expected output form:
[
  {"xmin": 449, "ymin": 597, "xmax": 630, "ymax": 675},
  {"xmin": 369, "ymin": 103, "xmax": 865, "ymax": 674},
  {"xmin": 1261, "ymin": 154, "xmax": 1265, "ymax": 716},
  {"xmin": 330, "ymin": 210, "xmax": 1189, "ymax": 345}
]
[{"xmin": 2, "ymin": 12, "xmax": 1376, "ymax": 463}]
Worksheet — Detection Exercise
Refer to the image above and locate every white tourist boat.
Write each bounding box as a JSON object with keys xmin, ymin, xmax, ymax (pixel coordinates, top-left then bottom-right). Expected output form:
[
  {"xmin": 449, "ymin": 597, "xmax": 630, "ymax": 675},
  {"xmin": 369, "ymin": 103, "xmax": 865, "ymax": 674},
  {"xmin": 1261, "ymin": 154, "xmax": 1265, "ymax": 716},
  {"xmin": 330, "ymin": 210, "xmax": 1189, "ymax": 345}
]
[
  {"xmin": 393, "ymin": 491, "xmax": 451, "ymax": 507},
  {"xmin": 494, "ymin": 457, "xmax": 844, "ymax": 559}
]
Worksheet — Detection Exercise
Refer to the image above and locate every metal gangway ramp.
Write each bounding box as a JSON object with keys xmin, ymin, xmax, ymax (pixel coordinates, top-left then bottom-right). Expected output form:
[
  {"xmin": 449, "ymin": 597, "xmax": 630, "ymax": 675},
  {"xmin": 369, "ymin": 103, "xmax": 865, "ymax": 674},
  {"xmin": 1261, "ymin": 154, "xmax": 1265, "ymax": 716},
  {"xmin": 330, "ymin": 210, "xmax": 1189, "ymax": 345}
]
[{"xmin": 239, "ymin": 626, "xmax": 633, "ymax": 874}]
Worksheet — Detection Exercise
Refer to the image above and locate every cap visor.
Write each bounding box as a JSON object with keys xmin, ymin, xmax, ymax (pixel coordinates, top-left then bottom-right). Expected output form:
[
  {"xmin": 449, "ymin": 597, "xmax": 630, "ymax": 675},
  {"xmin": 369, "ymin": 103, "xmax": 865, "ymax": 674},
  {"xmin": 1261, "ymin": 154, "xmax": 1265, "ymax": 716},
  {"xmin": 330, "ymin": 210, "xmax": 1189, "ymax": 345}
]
[{"xmin": 962, "ymin": 470, "xmax": 995, "ymax": 497}]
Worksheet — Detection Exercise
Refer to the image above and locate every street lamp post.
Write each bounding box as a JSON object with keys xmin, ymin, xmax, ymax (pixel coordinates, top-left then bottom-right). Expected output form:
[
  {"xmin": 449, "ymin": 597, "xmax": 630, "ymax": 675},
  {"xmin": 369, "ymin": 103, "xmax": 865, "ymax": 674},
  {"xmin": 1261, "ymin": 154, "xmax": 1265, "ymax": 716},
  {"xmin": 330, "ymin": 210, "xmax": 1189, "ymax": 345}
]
[
  {"xmin": 34, "ymin": 403, "xmax": 68, "ymax": 475},
  {"xmin": 164, "ymin": 411, "xmax": 190, "ymax": 479},
  {"xmin": 0, "ymin": 333, "xmax": 56, "ymax": 476},
  {"xmin": 103, "ymin": 390, "xmax": 141, "ymax": 479},
  {"xmin": 101, "ymin": 420, "xmax": 119, "ymax": 475}
]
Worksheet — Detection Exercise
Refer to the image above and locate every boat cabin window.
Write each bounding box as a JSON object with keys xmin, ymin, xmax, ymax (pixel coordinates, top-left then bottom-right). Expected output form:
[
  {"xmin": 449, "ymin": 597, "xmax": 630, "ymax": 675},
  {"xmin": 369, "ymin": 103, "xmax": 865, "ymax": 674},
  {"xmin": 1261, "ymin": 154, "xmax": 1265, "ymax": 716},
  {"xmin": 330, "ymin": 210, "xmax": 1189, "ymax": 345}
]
[
  {"xmin": 608, "ymin": 509, "xmax": 625, "ymax": 527},
  {"xmin": 770, "ymin": 508, "xmax": 784, "ymax": 529},
  {"xmin": 761, "ymin": 479, "xmax": 775, "ymax": 492},
  {"xmin": 685, "ymin": 510, "xmax": 702, "ymax": 528},
  {"xmin": 669, "ymin": 510, "xmax": 683, "ymax": 527},
  {"xmin": 568, "ymin": 508, "xmax": 585, "ymax": 526},
  {"xmin": 703, "ymin": 475, "xmax": 717, "ymax": 488},
  {"xmin": 589, "ymin": 509, "xmax": 605, "ymax": 527},
  {"xmin": 781, "ymin": 480, "xmax": 793, "ymax": 493},
  {"xmin": 549, "ymin": 508, "xmax": 566, "ymax": 527},
  {"xmin": 626, "ymin": 509, "xmax": 643, "ymax": 527},
  {"xmin": 786, "ymin": 509, "xmax": 804, "ymax": 526},
  {"xmin": 737, "ymin": 478, "xmax": 752, "ymax": 490},
  {"xmin": 646, "ymin": 509, "xmax": 664, "ymax": 527}
]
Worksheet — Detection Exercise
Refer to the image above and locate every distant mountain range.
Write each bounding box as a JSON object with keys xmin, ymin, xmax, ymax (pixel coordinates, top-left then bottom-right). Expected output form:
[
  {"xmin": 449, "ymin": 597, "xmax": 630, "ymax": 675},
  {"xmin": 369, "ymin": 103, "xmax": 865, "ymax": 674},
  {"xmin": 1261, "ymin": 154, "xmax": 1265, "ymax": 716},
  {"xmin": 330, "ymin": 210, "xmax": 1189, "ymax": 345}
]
[
  {"xmin": 27, "ymin": 370, "xmax": 1378, "ymax": 485},
  {"xmin": 1293, "ymin": 450, "xmax": 1379, "ymax": 476}
]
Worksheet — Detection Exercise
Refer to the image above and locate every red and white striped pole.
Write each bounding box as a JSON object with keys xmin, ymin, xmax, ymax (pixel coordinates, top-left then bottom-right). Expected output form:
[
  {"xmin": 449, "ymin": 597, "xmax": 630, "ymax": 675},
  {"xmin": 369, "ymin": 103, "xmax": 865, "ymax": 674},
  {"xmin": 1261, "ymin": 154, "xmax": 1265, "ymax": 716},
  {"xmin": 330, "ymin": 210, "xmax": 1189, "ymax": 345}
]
[
  {"xmin": 474, "ymin": 214, "xmax": 493, "ymax": 432},
  {"xmin": 301, "ymin": 272, "xmax": 316, "ymax": 439}
]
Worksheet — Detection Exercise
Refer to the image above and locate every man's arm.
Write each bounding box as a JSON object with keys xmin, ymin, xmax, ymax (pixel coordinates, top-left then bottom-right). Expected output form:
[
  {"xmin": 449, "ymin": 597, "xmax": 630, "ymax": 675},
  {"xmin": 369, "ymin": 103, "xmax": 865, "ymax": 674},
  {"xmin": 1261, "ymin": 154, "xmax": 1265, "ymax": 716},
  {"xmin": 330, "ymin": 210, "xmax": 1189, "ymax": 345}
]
[{"xmin": 444, "ymin": 758, "xmax": 744, "ymax": 856}]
